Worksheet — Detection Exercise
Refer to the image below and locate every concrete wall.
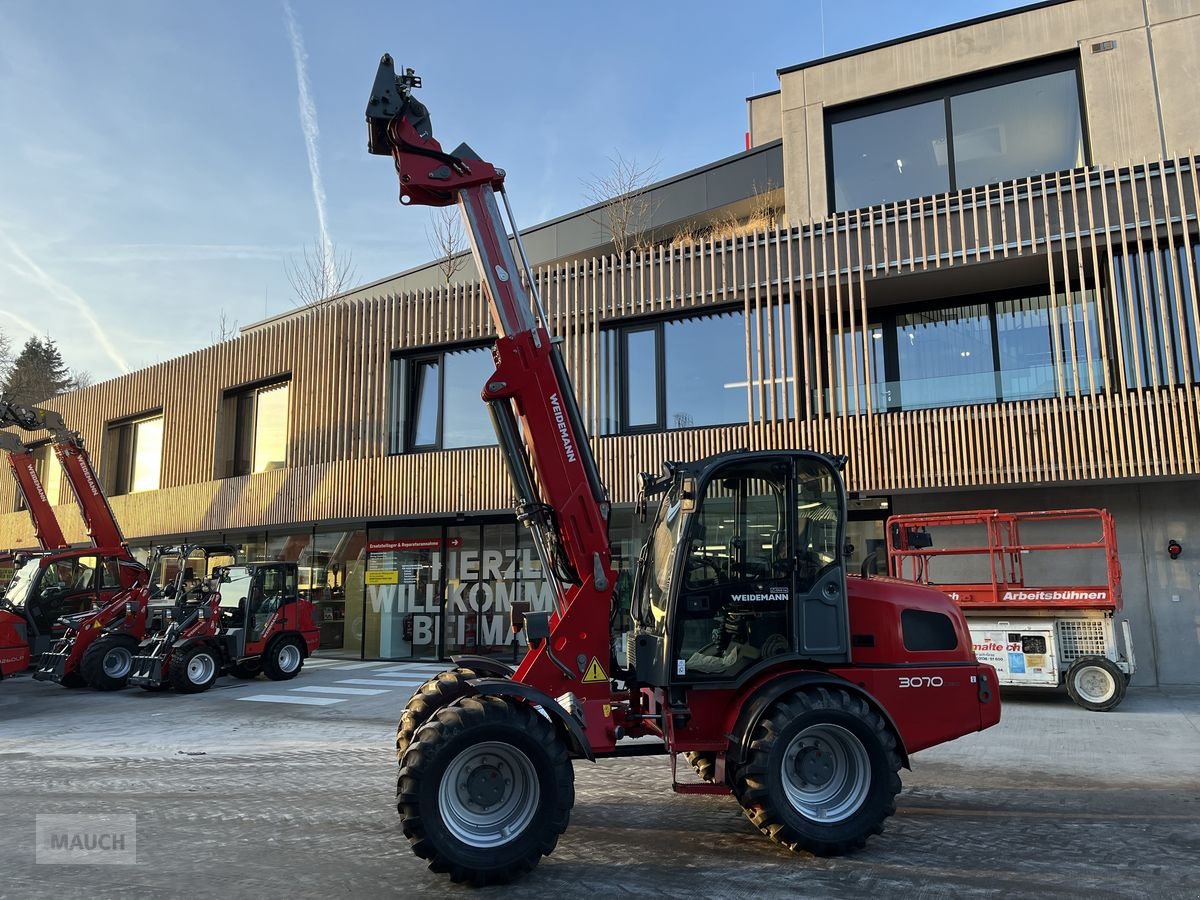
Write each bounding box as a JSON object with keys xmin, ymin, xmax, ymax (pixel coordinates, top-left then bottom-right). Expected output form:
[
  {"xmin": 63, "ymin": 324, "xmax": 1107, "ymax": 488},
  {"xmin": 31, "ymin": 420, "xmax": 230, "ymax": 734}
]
[
  {"xmin": 891, "ymin": 478, "xmax": 1200, "ymax": 686},
  {"xmin": 765, "ymin": 0, "xmax": 1200, "ymax": 221},
  {"xmin": 747, "ymin": 91, "xmax": 782, "ymax": 147}
]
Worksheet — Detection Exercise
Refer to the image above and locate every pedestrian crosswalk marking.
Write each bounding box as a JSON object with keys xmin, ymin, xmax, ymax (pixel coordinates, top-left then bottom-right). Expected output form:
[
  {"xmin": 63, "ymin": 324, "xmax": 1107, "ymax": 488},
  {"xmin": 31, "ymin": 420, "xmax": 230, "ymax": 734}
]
[
  {"xmin": 292, "ymin": 686, "xmax": 390, "ymax": 696},
  {"xmin": 336, "ymin": 678, "xmax": 426, "ymax": 688},
  {"xmin": 237, "ymin": 694, "xmax": 344, "ymax": 707}
]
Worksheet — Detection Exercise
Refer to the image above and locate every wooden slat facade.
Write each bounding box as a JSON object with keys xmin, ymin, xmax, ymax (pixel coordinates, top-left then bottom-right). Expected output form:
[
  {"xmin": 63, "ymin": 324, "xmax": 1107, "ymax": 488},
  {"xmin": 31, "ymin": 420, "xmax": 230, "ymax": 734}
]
[{"xmin": 3, "ymin": 156, "xmax": 1200, "ymax": 548}]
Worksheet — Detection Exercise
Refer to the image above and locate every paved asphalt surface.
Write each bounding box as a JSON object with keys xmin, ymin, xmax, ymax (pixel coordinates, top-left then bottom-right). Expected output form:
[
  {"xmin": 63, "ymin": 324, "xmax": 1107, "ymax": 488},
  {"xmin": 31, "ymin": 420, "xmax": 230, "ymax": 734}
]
[{"xmin": 1, "ymin": 656, "xmax": 1198, "ymax": 899}]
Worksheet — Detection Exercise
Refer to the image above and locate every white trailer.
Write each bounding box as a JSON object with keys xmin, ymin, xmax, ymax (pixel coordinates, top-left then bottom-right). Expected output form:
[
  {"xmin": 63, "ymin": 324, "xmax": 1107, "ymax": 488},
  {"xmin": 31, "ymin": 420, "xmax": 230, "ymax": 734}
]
[{"xmin": 966, "ymin": 611, "xmax": 1135, "ymax": 710}]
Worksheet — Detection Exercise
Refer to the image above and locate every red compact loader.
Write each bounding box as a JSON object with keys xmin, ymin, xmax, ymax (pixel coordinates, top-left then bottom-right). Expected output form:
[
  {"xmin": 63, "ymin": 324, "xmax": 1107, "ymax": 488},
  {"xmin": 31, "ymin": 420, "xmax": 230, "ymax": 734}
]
[
  {"xmin": 129, "ymin": 559, "xmax": 319, "ymax": 693},
  {"xmin": 0, "ymin": 403, "xmax": 153, "ymax": 690},
  {"xmin": 2, "ymin": 405, "xmax": 149, "ymax": 686},
  {"xmin": 364, "ymin": 58, "xmax": 1001, "ymax": 886}
]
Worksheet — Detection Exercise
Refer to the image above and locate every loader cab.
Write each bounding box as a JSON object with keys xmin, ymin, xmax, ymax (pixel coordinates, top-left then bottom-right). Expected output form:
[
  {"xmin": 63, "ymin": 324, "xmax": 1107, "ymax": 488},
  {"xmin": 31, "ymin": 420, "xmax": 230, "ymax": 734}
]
[
  {"xmin": 630, "ymin": 451, "xmax": 850, "ymax": 687},
  {"xmin": 0, "ymin": 551, "xmax": 128, "ymax": 654},
  {"xmin": 216, "ymin": 562, "xmax": 299, "ymax": 656}
]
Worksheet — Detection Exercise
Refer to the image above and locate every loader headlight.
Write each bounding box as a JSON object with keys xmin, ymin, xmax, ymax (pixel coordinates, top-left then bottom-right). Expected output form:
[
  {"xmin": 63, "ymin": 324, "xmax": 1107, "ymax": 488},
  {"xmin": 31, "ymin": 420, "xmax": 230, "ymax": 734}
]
[
  {"xmin": 164, "ymin": 609, "xmax": 174, "ymax": 622},
  {"xmin": 125, "ymin": 601, "xmax": 137, "ymax": 615}
]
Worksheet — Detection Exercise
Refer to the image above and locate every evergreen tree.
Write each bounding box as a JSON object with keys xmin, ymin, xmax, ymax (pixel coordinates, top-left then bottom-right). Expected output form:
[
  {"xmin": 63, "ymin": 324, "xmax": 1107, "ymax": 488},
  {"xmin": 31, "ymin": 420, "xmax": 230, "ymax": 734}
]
[{"xmin": 1, "ymin": 336, "xmax": 78, "ymax": 404}]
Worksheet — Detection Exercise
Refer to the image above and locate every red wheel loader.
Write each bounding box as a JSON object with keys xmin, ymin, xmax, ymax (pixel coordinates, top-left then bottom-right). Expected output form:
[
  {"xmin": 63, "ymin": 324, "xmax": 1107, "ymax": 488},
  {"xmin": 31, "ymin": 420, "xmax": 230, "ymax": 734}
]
[
  {"xmin": 0, "ymin": 402, "xmax": 151, "ymax": 690},
  {"xmin": 364, "ymin": 57, "xmax": 1001, "ymax": 886},
  {"xmin": 0, "ymin": 424, "xmax": 70, "ymax": 681},
  {"xmin": 128, "ymin": 558, "xmax": 319, "ymax": 693}
]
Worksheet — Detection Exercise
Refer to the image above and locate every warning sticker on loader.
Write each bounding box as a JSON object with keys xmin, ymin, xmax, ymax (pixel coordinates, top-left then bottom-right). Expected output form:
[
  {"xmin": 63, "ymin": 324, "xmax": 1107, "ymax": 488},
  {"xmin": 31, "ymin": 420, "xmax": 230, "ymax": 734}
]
[{"xmin": 582, "ymin": 658, "xmax": 608, "ymax": 683}]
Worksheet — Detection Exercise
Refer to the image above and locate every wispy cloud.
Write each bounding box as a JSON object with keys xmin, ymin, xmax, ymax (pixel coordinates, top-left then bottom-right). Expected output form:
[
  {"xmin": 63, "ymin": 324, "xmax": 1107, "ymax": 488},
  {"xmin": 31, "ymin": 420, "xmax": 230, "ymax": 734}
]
[
  {"xmin": 0, "ymin": 225, "xmax": 130, "ymax": 373},
  {"xmin": 282, "ymin": 1, "xmax": 330, "ymax": 258}
]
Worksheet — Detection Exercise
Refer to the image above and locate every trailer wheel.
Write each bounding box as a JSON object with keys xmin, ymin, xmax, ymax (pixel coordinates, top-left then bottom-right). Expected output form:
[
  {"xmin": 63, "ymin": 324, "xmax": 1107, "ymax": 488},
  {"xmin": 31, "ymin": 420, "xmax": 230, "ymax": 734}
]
[
  {"xmin": 734, "ymin": 687, "xmax": 901, "ymax": 856},
  {"xmin": 397, "ymin": 695, "xmax": 574, "ymax": 886},
  {"xmin": 262, "ymin": 638, "xmax": 304, "ymax": 681},
  {"xmin": 169, "ymin": 644, "xmax": 220, "ymax": 693},
  {"xmin": 81, "ymin": 634, "xmax": 139, "ymax": 691},
  {"xmin": 1066, "ymin": 657, "xmax": 1127, "ymax": 711},
  {"xmin": 396, "ymin": 667, "xmax": 477, "ymax": 762}
]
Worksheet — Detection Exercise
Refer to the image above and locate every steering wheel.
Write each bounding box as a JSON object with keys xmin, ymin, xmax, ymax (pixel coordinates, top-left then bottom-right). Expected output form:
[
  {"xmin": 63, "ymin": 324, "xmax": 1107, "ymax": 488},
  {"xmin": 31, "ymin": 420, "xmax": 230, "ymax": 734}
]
[{"xmin": 685, "ymin": 554, "xmax": 724, "ymax": 587}]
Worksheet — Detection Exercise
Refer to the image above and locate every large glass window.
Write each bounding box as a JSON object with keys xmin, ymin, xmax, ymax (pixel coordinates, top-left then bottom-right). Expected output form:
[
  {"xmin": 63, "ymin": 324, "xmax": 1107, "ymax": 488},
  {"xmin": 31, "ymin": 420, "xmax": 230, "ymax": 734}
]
[
  {"xmin": 950, "ymin": 70, "xmax": 1084, "ymax": 188},
  {"xmin": 814, "ymin": 289, "xmax": 1106, "ymax": 415},
  {"xmin": 220, "ymin": 380, "xmax": 290, "ymax": 477},
  {"xmin": 1111, "ymin": 244, "xmax": 1200, "ymax": 388},
  {"xmin": 830, "ymin": 101, "xmax": 950, "ymax": 211},
  {"xmin": 105, "ymin": 412, "xmax": 163, "ymax": 495},
  {"xmin": 601, "ymin": 309, "xmax": 750, "ymax": 434},
  {"xmin": 392, "ymin": 345, "xmax": 496, "ymax": 452},
  {"xmin": 828, "ymin": 55, "xmax": 1086, "ymax": 212},
  {"xmin": 895, "ymin": 305, "xmax": 996, "ymax": 410}
]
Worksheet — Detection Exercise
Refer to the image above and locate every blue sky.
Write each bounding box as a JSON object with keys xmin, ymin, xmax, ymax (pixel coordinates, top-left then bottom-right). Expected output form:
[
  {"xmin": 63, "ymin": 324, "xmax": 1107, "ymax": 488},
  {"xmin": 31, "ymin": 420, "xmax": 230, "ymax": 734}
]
[{"xmin": 0, "ymin": 0, "xmax": 1024, "ymax": 383}]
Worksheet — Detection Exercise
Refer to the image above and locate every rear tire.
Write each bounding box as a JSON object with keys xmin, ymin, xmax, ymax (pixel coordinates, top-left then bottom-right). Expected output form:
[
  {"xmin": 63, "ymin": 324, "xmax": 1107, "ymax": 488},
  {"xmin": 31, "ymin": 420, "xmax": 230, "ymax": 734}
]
[
  {"xmin": 81, "ymin": 634, "xmax": 138, "ymax": 691},
  {"xmin": 397, "ymin": 695, "xmax": 574, "ymax": 885},
  {"xmin": 734, "ymin": 687, "xmax": 901, "ymax": 856},
  {"xmin": 169, "ymin": 644, "xmax": 220, "ymax": 694},
  {"xmin": 1066, "ymin": 657, "xmax": 1127, "ymax": 711},
  {"xmin": 396, "ymin": 667, "xmax": 477, "ymax": 762},
  {"xmin": 262, "ymin": 638, "xmax": 304, "ymax": 681}
]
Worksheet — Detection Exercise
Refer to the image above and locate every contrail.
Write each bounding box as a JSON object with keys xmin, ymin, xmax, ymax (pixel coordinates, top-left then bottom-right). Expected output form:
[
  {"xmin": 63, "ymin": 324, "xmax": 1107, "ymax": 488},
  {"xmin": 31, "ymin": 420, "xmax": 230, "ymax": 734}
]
[
  {"xmin": 282, "ymin": 1, "xmax": 331, "ymax": 259},
  {"xmin": 0, "ymin": 227, "xmax": 130, "ymax": 373},
  {"xmin": 0, "ymin": 306, "xmax": 40, "ymax": 337}
]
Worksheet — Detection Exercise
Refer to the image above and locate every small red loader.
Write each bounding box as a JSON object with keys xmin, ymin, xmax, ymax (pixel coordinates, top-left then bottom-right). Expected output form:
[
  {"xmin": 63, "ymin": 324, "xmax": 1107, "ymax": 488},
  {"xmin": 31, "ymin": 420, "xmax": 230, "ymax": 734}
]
[{"xmin": 129, "ymin": 558, "xmax": 319, "ymax": 693}]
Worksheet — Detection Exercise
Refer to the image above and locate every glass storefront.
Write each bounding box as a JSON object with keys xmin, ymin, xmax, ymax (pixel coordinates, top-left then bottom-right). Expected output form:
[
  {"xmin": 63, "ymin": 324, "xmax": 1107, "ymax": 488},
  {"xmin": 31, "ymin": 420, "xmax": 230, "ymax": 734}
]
[{"xmin": 132, "ymin": 509, "xmax": 651, "ymax": 662}]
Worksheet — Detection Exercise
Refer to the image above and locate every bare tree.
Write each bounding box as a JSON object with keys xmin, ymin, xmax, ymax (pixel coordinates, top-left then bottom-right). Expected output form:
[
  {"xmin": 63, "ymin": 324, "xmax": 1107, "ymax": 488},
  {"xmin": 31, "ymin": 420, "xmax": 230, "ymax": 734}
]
[
  {"xmin": 68, "ymin": 369, "xmax": 92, "ymax": 391},
  {"xmin": 582, "ymin": 152, "xmax": 660, "ymax": 258},
  {"xmin": 212, "ymin": 309, "xmax": 239, "ymax": 343},
  {"xmin": 427, "ymin": 206, "xmax": 468, "ymax": 286},
  {"xmin": 0, "ymin": 328, "xmax": 11, "ymax": 385},
  {"xmin": 285, "ymin": 239, "xmax": 357, "ymax": 308}
]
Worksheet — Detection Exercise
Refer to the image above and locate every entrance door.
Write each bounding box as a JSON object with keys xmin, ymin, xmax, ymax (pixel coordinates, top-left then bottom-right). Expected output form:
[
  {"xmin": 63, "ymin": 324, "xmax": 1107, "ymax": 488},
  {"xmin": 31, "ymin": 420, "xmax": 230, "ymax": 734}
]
[{"xmin": 363, "ymin": 526, "xmax": 444, "ymax": 661}]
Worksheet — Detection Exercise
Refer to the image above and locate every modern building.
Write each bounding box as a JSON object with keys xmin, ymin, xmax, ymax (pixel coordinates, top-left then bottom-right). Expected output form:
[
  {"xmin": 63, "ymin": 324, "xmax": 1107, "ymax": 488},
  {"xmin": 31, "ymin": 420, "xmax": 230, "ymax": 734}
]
[{"xmin": 2, "ymin": 0, "xmax": 1197, "ymax": 682}]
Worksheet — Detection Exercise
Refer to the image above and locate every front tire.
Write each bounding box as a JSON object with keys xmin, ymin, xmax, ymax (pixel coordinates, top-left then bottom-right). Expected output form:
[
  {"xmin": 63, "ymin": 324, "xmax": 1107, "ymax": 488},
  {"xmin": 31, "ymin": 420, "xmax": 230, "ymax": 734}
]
[
  {"xmin": 81, "ymin": 634, "xmax": 139, "ymax": 691},
  {"xmin": 169, "ymin": 644, "xmax": 220, "ymax": 694},
  {"xmin": 735, "ymin": 687, "xmax": 901, "ymax": 856},
  {"xmin": 1066, "ymin": 657, "xmax": 1127, "ymax": 711},
  {"xmin": 397, "ymin": 695, "xmax": 574, "ymax": 885},
  {"xmin": 262, "ymin": 638, "xmax": 304, "ymax": 681}
]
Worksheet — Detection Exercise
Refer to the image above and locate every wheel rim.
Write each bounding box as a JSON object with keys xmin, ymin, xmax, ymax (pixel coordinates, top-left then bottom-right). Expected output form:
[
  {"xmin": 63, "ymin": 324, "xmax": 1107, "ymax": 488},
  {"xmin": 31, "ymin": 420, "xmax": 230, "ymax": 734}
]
[
  {"xmin": 187, "ymin": 653, "xmax": 216, "ymax": 684},
  {"xmin": 1074, "ymin": 664, "xmax": 1115, "ymax": 704},
  {"xmin": 781, "ymin": 723, "xmax": 871, "ymax": 823},
  {"xmin": 438, "ymin": 740, "xmax": 539, "ymax": 847},
  {"xmin": 103, "ymin": 646, "xmax": 133, "ymax": 679},
  {"xmin": 277, "ymin": 643, "xmax": 301, "ymax": 673}
]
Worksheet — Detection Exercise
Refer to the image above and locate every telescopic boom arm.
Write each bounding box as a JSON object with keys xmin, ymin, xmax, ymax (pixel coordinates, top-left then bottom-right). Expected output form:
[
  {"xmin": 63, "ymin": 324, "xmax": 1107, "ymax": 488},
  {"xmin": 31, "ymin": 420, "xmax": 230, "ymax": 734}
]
[
  {"xmin": 0, "ymin": 429, "xmax": 69, "ymax": 551},
  {"xmin": 0, "ymin": 400, "xmax": 127, "ymax": 550},
  {"xmin": 367, "ymin": 55, "xmax": 616, "ymax": 688}
]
